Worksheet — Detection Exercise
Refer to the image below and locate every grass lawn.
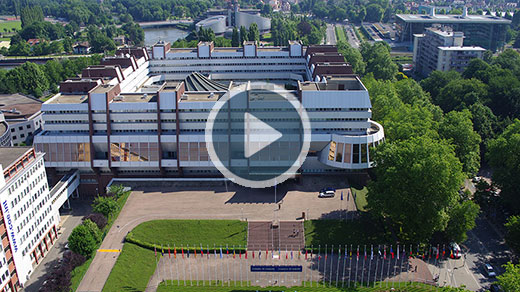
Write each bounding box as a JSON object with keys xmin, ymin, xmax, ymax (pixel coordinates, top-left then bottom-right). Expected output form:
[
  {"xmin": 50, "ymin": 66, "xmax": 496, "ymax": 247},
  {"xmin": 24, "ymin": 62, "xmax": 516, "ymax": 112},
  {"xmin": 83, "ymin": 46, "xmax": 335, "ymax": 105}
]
[
  {"xmin": 127, "ymin": 220, "xmax": 248, "ymax": 249},
  {"xmin": 335, "ymin": 26, "xmax": 347, "ymax": 42},
  {"xmin": 352, "ymin": 186, "xmax": 368, "ymax": 212},
  {"xmin": 103, "ymin": 243, "xmax": 159, "ymax": 292},
  {"xmin": 69, "ymin": 190, "xmax": 132, "ymax": 291},
  {"xmin": 70, "ymin": 257, "xmax": 93, "ymax": 292},
  {"xmin": 304, "ymin": 218, "xmax": 391, "ymax": 247},
  {"xmin": 0, "ymin": 21, "xmax": 21, "ymax": 32},
  {"xmin": 157, "ymin": 281, "xmax": 435, "ymax": 291}
]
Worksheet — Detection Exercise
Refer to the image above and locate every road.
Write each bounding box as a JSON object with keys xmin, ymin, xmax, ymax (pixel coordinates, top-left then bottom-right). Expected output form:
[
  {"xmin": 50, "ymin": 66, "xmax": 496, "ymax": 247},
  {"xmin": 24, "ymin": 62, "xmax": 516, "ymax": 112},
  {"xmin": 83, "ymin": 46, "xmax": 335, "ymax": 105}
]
[
  {"xmin": 325, "ymin": 23, "xmax": 337, "ymax": 45},
  {"xmin": 22, "ymin": 197, "xmax": 92, "ymax": 292},
  {"xmin": 425, "ymin": 214, "xmax": 513, "ymax": 291},
  {"xmin": 344, "ymin": 24, "xmax": 360, "ymax": 48}
]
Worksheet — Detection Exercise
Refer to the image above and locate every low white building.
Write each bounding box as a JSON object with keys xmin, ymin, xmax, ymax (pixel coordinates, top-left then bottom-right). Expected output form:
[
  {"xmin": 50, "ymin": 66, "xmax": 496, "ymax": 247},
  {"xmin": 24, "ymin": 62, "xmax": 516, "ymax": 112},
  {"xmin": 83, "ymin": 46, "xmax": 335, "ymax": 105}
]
[
  {"xmin": 0, "ymin": 94, "xmax": 43, "ymax": 146},
  {"xmin": 0, "ymin": 147, "xmax": 79, "ymax": 290}
]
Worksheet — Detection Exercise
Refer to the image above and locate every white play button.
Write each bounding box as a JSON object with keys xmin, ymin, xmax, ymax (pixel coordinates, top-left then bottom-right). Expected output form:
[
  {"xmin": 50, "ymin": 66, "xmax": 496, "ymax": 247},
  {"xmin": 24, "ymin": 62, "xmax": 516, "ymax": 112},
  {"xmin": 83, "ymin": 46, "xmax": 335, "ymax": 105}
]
[{"xmin": 244, "ymin": 112, "xmax": 282, "ymax": 158}]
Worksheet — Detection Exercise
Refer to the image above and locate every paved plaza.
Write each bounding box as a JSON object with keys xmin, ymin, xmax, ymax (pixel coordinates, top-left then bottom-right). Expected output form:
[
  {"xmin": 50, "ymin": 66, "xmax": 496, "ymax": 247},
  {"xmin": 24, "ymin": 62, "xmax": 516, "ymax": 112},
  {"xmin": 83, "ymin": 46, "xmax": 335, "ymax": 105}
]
[
  {"xmin": 77, "ymin": 176, "xmax": 356, "ymax": 292},
  {"xmin": 145, "ymin": 251, "xmax": 435, "ymax": 291}
]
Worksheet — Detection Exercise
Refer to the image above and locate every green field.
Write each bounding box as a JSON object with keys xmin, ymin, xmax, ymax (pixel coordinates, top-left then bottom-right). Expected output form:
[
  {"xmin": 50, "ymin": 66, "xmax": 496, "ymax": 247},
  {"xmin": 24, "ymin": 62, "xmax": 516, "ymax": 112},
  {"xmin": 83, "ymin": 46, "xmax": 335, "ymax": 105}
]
[
  {"xmin": 157, "ymin": 281, "xmax": 436, "ymax": 291},
  {"xmin": 126, "ymin": 220, "xmax": 248, "ymax": 250},
  {"xmin": 335, "ymin": 26, "xmax": 347, "ymax": 42},
  {"xmin": 103, "ymin": 243, "xmax": 159, "ymax": 292},
  {"xmin": 304, "ymin": 218, "xmax": 391, "ymax": 247},
  {"xmin": 352, "ymin": 186, "xmax": 368, "ymax": 212},
  {"xmin": 0, "ymin": 21, "xmax": 21, "ymax": 32}
]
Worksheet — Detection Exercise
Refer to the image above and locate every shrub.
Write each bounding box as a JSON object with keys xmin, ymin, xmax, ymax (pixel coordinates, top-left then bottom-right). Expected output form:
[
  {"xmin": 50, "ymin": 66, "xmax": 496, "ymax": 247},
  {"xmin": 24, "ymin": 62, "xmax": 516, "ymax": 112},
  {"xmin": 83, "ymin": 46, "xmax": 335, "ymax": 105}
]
[
  {"xmin": 63, "ymin": 250, "xmax": 86, "ymax": 270},
  {"xmin": 68, "ymin": 221, "xmax": 100, "ymax": 257},
  {"xmin": 83, "ymin": 213, "xmax": 107, "ymax": 230},
  {"xmin": 505, "ymin": 215, "xmax": 520, "ymax": 253},
  {"xmin": 92, "ymin": 196, "xmax": 118, "ymax": 218}
]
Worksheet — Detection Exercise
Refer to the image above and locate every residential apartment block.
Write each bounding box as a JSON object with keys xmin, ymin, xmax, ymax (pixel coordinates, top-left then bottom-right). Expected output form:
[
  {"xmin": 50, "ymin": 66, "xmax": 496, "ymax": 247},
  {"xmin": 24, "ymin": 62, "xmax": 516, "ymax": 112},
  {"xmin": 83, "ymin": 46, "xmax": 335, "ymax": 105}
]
[
  {"xmin": 0, "ymin": 95, "xmax": 43, "ymax": 146},
  {"xmin": 413, "ymin": 27, "xmax": 485, "ymax": 76}
]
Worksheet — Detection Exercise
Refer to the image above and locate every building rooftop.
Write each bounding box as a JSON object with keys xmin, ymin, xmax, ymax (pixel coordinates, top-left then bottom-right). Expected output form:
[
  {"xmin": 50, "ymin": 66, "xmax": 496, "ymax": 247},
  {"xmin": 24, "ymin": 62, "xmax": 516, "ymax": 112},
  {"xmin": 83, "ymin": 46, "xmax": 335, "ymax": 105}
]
[
  {"xmin": 299, "ymin": 76, "xmax": 365, "ymax": 91},
  {"xmin": 179, "ymin": 92, "xmax": 224, "ymax": 102},
  {"xmin": 0, "ymin": 93, "xmax": 43, "ymax": 120},
  {"xmin": 0, "ymin": 121, "xmax": 7, "ymax": 137},
  {"xmin": 91, "ymin": 84, "xmax": 117, "ymax": 94},
  {"xmin": 112, "ymin": 93, "xmax": 158, "ymax": 103},
  {"xmin": 0, "ymin": 147, "xmax": 32, "ymax": 169},
  {"xmin": 47, "ymin": 93, "xmax": 88, "ymax": 104},
  {"xmin": 396, "ymin": 14, "xmax": 511, "ymax": 24},
  {"xmin": 438, "ymin": 46, "xmax": 486, "ymax": 51},
  {"xmin": 184, "ymin": 72, "xmax": 229, "ymax": 92}
]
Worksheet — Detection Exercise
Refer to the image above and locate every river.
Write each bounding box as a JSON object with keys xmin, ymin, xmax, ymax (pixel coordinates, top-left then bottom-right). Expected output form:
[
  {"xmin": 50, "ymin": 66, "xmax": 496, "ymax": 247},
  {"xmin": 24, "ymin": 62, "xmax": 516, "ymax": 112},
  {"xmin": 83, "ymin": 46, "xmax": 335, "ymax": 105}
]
[{"xmin": 144, "ymin": 27, "xmax": 189, "ymax": 46}]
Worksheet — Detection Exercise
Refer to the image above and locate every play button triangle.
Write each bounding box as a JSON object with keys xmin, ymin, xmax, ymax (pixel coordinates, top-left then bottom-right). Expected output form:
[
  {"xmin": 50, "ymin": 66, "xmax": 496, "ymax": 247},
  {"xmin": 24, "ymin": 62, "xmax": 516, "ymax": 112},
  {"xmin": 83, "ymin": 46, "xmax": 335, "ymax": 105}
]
[{"xmin": 244, "ymin": 112, "xmax": 282, "ymax": 158}]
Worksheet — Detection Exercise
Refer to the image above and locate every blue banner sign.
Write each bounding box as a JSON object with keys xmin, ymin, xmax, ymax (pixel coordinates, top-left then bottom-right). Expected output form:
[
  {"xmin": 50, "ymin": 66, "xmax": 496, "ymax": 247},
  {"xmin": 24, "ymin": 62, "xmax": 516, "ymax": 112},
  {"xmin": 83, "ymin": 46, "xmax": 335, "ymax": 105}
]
[{"xmin": 250, "ymin": 265, "xmax": 303, "ymax": 272}]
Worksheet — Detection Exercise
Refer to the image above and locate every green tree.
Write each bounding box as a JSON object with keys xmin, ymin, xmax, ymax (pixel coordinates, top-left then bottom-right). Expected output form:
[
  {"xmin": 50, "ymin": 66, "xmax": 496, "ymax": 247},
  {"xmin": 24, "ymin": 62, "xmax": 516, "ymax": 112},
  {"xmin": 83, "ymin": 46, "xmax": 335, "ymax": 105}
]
[
  {"xmin": 89, "ymin": 31, "xmax": 116, "ymax": 53},
  {"xmin": 445, "ymin": 200, "xmax": 480, "ymax": 242},
  {"xmin": 121, "ymin": 21, "xmax": 144, "ymax": 46},
  {"xmin": 420, "ymin": 70, "xmax": 461, "ymax": 102},
  {"xmin": 469, "ymin": 102, "xmax": 498, "ymax": 142},
  {"xmin": 367, "ymin": 136, "xmax": 465, "ymax": 242},
  {"xmin": 504, "ymin": 216, "xmax": 520, "ymax": 253},
  {"xmin": 365, "ymin": 4, "xmax": 384, "ymax": 22},
  {"xmin": 231, "ymin": 27, "xmax": 239, "ymax": 47},
  {"xmin": 20, "ymin": 5, "xmax": 44, "ymax": 28},
  {"xmin": 82, "ymin": 219, "xmax": 102, "ymax": 242},
  {"xmin": 248, "ymin": 23, "xmax": 259, "ymax": 42},
  {"xmin": 240, "ymin": 26, "xmax": 248, "ymax": 44},
  {"xmin": 68, "ymin": 222, "xmax": 100, "ymax": 257},
  {"xmin": 336, "ymin": 40, "xmax": 365, "ymax": 74},
  {"xmin": 360, "ymin": 42, "xmax": 398, "ymax": 80},
  {"xmin": 5, "ymin": 62, "xmax": 49, "ymax": 97},
  {"xmin": 92, "ymin": 196, "xmax": 118, "ymax": 218},
  {"xmin": 487, "ymin": 119, "xmax": 520, "ymax": 211},
  {"xmin": 497, "ymin": 262, "xmax": 520, "ymax": 292},
  {"xmin": 435, "ymin": 78, "xmax": 487, "ymax": 112},
  {"xmin": 107, "ymin": 184, "xmax": 126, "ymax": 198},
  {"xmin": 439, "ymin": 110, "xmax": 482, "ymax": 175}
]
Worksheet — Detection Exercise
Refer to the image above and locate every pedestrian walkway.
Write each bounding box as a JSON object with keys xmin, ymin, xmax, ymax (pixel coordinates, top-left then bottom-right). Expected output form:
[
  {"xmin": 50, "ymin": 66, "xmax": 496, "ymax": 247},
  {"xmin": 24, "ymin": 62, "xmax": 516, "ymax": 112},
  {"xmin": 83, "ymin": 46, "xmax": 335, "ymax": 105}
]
[{"xmin": 247, "ymin": 221, "xmax": 304, "ymax": 251}]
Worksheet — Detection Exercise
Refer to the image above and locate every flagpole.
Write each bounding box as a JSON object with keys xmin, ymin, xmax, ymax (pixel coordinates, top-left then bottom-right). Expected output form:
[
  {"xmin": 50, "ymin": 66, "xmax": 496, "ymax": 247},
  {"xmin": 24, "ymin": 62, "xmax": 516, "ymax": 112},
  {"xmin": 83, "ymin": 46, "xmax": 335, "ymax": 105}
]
[
  {"xmin": 367, "ymin": 245, "xmax": 373, "ymax": 287},
  {"xmin": 379, "ymin": 245, "xmax": 385, "ymax": 288},
  {"xmin": 220, "ymin": 245, "xmax": 224, "ymax": 286},
  {"xmin": 341, "ymin": 244, "xmax": 347, "ymax": 288},
  {"xmin": 317, "ymin": 245, "xmax": 321, "ymax": 287},
  {"xmin": 285, "ymin": 245, "xmax": 288, "ymax": 286},
  {"xmin": 348, "ymin": 244, "xmax": 352, "ymax": 288},
  {"xmin": 354, "ymin": 245, "xmax": 359, "ymax": 287},
  {"xmin": 335, "ymin": 246, "xmax": 340, "ymax": 287},
  {"xmin": 182, "ymin": 245, "xmax": 186, "ymax": 286},
  {"xmin": 361, "ymin": 245, "xmax": 366, "ymax": 286},
  {"xmin": 374, "ymin": 245, "xmax": 379, "ymax": 288},
  {"xmin": 195, "ymin": 246, "xmax": 199, "ymax": 287},
  {"xmin": 310, "ymin": 245, "xmax": 313, "ymax": 287},
  {"xmin": 386, "ymin": 245, "xmax": 392, "ymax": 288},
  {"xmin": 174, "ymin": 244, "xmax": 179, "ymax": 286},
  {"xmin": 329, "ymin": 244, "xmax": 334, "ymax": 286},
  {"xmin": 324, "ymin": 244, "xmax": 328, "ymax": 287},
  {"xmin": 393, "ymin": 245, "xmax": 399, "ymax": 289}
]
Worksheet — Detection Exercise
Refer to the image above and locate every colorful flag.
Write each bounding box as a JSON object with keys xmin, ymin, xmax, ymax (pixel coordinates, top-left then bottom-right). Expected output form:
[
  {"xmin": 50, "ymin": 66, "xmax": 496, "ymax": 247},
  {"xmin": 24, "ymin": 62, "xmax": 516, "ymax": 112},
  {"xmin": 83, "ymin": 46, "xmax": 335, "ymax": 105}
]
[
  {"xmin": 214, "ymin": 247, "xmax": 217, "ymax": 259},
  {"xmin": 409, "ymin": 245, "xmax": 412, "ymax": 258},
  {"xmin": 305, "ymin": 249, "xmax": 308, "ymax": 260},
  {"xmin": 356, "ymin": 246, "xmax": 359, "ymax": 260},
  {"xmin": 207, "ymin": 245, "xmax": 210, "ymax": 259},
  {"xmin": 364, "ymin": 246, "xmax": 367, "ymax": 260},
  {"xmin": 201, "ymin": 247, "xmax": 204, "ymax": 257},
  {"xmin": 286, "ymin": 250, "xmax": 288, "ymax": 260},
  {"xmin": 291, "ymin": 250, "xmax": 293, "ymax": 260},
  {"xmin": 233, "ymin": 247, "xmax": 236, "ymax": 259},
  {"xmin": 168, "ymin": 245, "xmax": 171, "ymax": 259},
  {"xmin": 174, "ymin": 246, "xmax": 177, "ymax": 259},
  {"xmin": 350, "ymin": 246, "xmax": 352, "ymax": 258},
  {"xmin": 370, "ymin": 245, "xmax": 374, "ymax": 260},
  {"xmin": 397, "ymin": 245, "xmax": 400, "ymax": 260},
  {"xmin": 181, "ymin": 246, "xmax": 184, "ymax": 259},
  {"xmin": 390, "ymin": 246, "xmax": 394, "ymax": 259},
  {"xmin": 338, "ymin": 247, "xmax": 341, "ymax": 260},
  {"xmin": 442, "ymin": 245, "xmax": 446, "ymax": 258},
  {"xmin": 345, "ymin": 246, "xmax": 347, "ymax": 258},
  {"xmin": 245, "ymin": 250, "xmax": 247, "ymax": 259},
  {"xmin": 154, "ymin": 245, "xmax": 157, "ymax": 257},
  {"xmin": 341, "ymin": 191, "xmax": 343, "ymax": 201},
  {"xmin": 187, "ymin": 248, "xmax": 190, "ymax": 258},
  {"xmin": 384, "ymin": 246, "xmax": 387, "ymax": 260},
  {"xmin": 220, "ymin": 247, "xmax": 223, "ymax": 259},
  {"xmin": 226, "ymin": 247, "xmax": 229, "ymax": 257},
  {"xmin": 161, "ymin": 248, "xmax": 164, "ymax": 256},
  {"xmin": 436, "ymin": 245, "xmax": 439, "ymax": 259},
  {"xmin": 194, "ymin": 247, "xmax": 197, "ymax": 258}
]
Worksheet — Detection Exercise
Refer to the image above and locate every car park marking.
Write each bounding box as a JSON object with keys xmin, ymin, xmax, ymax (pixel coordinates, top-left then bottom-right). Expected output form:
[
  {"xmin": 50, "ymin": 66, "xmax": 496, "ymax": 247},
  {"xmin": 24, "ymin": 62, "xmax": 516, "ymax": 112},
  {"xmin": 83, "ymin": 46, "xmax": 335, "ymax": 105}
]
[{"xmin": 97, "ymin": 249, "xmax": 121, "ymax": 253}]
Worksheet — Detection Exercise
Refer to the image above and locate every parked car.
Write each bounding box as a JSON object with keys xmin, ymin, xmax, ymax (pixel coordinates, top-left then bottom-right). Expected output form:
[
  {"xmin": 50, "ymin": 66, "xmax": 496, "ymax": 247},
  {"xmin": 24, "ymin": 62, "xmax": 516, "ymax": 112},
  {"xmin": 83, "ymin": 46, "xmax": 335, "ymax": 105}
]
[
  {"xmin": 449, "ymin": 242, "xmax": 462, "ymax": 259},
  {"xmin": 482, "ymin": 263, "xmax": 496, "ymax": 277},
  {"xmin": 489, "ymin": 284, "xmax": 504, "ymax": 292},
  {"xmin": 318, "ymin": 189, "xmax": 335, "ymax": 198}
]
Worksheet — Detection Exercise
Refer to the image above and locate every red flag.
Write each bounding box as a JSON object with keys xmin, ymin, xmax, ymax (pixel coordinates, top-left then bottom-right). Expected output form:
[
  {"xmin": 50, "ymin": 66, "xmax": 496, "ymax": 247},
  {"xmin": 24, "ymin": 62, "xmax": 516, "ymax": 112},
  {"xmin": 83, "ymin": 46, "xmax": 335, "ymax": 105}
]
[
  {"xmin": 174, "ymin": 247, "xmax": 177, "ymax": 259},
  {"xmin": 181, "ymin": 247, "xmax": 184, "ymax": 259},
  {"xmin": 266, "ymin": 248, "xmax": 268, "ymax": 259},
  {"xmin": 286, "ymin": 251, "xmax": 288, "ymax": 260},
  {"xmin": 384, "ymin": 247, "xmax": 386, "ymax": 260},
  {"xmin": 200, "ymin": 248, "xmax": 203, "ymax": 257},
  {"xmin": 252, "ymin": 250, "xmax": 255, "ymax": 259},
  {"xmin": 305, "ymin": 249, "xmax": 308, "ymax": 260},
  {"xmin": 194, "ymin": 248, "xmax": 197, "ymax": 258},
  {"xmin": 239, "ymin": 251, "xmax": 242, "ymax": 259},
  {"xmin": 168, "ymin": 246, "xmax": 171, "ymax": 259},
  {"xmin": 154, "ymin": 245, "xmax": 157, "ymax": 257},
  {"xmin": 245, "ymin": 251, "xmax": 248, "ymax": 259}
]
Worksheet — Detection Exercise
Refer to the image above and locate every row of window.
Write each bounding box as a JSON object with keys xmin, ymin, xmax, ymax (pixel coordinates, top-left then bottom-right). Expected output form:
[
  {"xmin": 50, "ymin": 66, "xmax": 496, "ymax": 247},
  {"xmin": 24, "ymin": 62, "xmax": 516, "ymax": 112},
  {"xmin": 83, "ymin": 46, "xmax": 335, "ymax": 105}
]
[
  {"xmin": 7, "ymin": 159, "xmax": 44, "ymax": 198},
  {"xmin": 23, "ymin": 218, "xmax": 53, "ymax": 258},
  {"xmin": 150, "ymin": 62, "xmax": 304, "ymax": 67},
  {"xmin": 20, "ymin": 205, "xmax": 52, "ymax": 253},
  {"xmin": 161, "ymin": 55, "xmax": 300, "ymax": 60},
  {"xmin": 13, "ymin": 172, "xmax": 46, "ymax": 221},
  {"xmin": 10, "ymin": 124, "xmax": 31, "ymax": 132}
]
